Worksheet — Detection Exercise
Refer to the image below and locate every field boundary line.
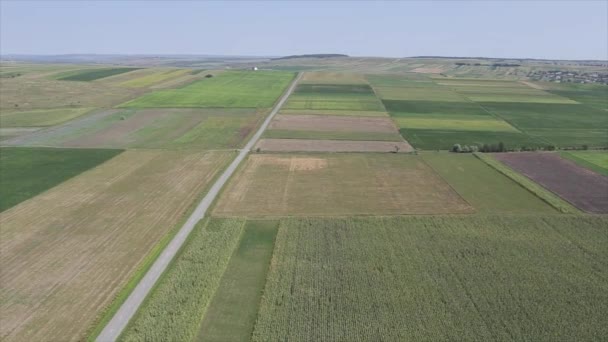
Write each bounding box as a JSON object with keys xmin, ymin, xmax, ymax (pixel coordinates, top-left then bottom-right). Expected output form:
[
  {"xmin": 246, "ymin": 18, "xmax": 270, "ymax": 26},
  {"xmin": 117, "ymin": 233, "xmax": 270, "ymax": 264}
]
[{"xmin": 96, "ymin": 72, "xmax": 302, "ymax": 342}]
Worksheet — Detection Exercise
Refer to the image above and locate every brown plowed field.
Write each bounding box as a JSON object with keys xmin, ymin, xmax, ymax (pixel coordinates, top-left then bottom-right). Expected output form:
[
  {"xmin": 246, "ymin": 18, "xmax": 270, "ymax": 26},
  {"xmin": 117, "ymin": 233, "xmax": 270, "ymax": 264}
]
[
  {"xmin": 255, "ymin": 138, "xmax": 414, "ymax": 153},
  {"xmin": 268, "ymin": 114, "xmax": 398, "ymax": 133},
  {"xmin": 493, "ymin": 152, "xmax": 608, "ymax": 213},
  {"xmin": 213, "ymin": 154, "xmax": 473, "ymax": 217},
  {"xmin": 0, "ymin": 150, "xmax": 233, "ymax": 341}
]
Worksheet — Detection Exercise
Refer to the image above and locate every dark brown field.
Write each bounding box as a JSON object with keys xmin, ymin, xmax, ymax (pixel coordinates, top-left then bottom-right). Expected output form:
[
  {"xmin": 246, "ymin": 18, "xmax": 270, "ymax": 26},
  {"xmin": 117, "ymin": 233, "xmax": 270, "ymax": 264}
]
[{"xmin": 493, "ymin": 152, "xmax": 608, "ymax": 213}]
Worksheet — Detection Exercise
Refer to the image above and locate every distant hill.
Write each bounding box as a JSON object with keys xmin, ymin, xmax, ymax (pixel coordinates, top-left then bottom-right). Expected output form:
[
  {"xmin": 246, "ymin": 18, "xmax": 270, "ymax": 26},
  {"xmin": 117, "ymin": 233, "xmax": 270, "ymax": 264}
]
[{"xmin": 272, "ymin": 54, "xmax": 349, "ymax": 60}]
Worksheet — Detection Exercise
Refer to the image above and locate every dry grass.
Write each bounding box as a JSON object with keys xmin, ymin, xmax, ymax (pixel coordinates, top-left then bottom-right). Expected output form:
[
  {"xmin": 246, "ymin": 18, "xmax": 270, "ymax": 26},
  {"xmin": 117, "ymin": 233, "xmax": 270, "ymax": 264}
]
[
  {"xmin": 213, "ymin": 154, "xmax": 472, "ymax": 217},
  {"xmin": 255, "ymin": 138, "xmax": 412, "ymax": 153},
  {"xmin": 0, "ymin": 150, "xmax": 233, "ymax": 342}
]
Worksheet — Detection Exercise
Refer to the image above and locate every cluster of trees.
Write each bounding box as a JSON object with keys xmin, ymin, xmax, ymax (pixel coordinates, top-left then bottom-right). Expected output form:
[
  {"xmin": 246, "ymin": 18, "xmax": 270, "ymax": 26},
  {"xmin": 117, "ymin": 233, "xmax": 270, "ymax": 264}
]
[{"xmin": 452, "ymin": 142, "xmax": 506, "ymax": 153}]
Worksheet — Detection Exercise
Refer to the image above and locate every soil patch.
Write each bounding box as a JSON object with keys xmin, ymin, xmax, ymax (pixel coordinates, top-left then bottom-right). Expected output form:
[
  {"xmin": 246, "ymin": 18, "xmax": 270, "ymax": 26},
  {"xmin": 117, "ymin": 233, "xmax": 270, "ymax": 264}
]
[{"xmin": 493, "ymin": 152, "xmax": 608, "ymax": 213}]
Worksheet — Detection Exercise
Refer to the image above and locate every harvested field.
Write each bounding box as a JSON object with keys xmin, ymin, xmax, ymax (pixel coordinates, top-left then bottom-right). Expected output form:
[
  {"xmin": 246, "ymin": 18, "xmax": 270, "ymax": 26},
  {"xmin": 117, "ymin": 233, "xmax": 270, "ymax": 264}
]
[
  {"xmin": 268, "ymin": 114, "xmax": 398, "ymax": 132},
  {"xmin": 0, "ymin": 128, "xmax": 41, "ymax": 141},
  {"xmin": 0, "ymin": 150, "xmax": 233, "ymax": 341},
  {"xmin": 255, "ymin": 138, "xmax": 413, "ymax": 153},
  {"xmin": 4, "ymin": 108, "xmax": 263, "ymax": 150},
  {"xmin": 252, "ymin": 215, "xmax": 608, "ymax": 341},
  {"xmin": 213, "ymin": 154, "xmax": 472, "ymax": 216},
  {"xmin": 0, "ymin": 108, "xmax": 93, "ymax": 127},
  {"xmin": 493, "ymin": 152, "xmax": 608, "ymax": 213},
  {"xmin": 410, "ymin": 66, "xmax": 444, "ymax": 73},
  {"xmin": 280, "ymin": 109, "xmax": 389, "ymax": 117}
]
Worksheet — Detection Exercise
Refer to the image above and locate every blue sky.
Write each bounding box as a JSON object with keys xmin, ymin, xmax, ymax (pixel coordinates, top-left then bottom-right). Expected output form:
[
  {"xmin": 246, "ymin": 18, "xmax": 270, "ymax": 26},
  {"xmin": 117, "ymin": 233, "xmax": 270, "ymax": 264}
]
[{"xmin": 1, "ymin": 1, "xmax": 606, "ymax": 59}]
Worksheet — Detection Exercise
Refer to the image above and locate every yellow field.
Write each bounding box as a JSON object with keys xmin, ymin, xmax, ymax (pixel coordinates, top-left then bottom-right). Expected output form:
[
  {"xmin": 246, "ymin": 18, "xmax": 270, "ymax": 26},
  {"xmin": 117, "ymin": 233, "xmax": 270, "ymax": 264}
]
[
  {"xmin": 213, "ymin": 154, "xmax": 473, "ymax": 217},
  {"xmin": 0, "ymin": 150, "xmax": 233, "ymax": 342}
]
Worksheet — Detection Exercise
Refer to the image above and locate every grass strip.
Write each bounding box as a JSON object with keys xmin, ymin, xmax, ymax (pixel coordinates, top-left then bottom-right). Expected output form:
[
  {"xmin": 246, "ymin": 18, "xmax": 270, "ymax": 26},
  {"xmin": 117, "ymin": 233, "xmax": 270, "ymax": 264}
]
[{"xmin": 474, "ymin": 152, "xmax": 580, "ymax": 214}]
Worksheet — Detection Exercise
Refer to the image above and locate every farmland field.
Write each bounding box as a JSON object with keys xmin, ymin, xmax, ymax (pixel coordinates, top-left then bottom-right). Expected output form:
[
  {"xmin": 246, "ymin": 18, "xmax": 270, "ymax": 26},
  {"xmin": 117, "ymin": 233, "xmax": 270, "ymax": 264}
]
[
  {"xmin": 54, "ymin": 67, "xmax": 140, "ymax": 81},
  {"xmin": 196, "ymin": 220, "xmax": 278, "ymax": 341},
  {"xmin": 422, "ymin": 153, "xmax": 556, "ymax": 213},
  {"xmin": 0, "ymin": 147, "xmax": 122, "ymax": 212},
  {"xmin": 493, "ymin": 152, "xmax": 608, "ymax": 213},
  {"xmin": 2, "ymin": 108, "xmax": 264, "ymax": 150},
  {"xmin": 400, "ymin": 128, "xmax": 543, "ymax": 150},
  {"xmin": 264, "ymin": 114, "xmax": 404, "ymax": 142},
  {"xmin": 285, "ymin": 84, "xmax": 386, "ymax": 111},
  {"xmin": 120, "ymin": 218, "xmax": 245, "ymax": 342},
  {"xmin": 252, "ymin": 216, "xmax": 608, "ymax": 341},
  {"xmin": 121, "ymin": 70, "xmax": 294, "ymax": 108},
  {"xmin": 213, "ymin": 154, "xmax": 472, "ymax": 217},
  {"xmin": 394, "ymin": 115, "xmax": 519, "ymax": 132},
  {"xmin": 0, "ymin": 108, "xmax": 94, "ymax": 127},
  {"xmin": 120, "ymin": 69, "xmax": 191, "ymax": 88},
  {"xmin": 0, "ymin": 150, "xmax": 233, "ymax": 341},
  {"xmin": 255, "ymin": 138, "xmax": 413, "ymax": 152}
]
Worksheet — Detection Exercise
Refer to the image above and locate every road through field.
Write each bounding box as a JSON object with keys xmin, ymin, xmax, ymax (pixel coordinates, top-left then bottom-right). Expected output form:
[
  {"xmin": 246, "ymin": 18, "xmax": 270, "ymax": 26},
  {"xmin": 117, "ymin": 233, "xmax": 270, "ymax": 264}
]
[{"xmin": 96, "ymin": 72, "xmax": 301, "ymax": 342}]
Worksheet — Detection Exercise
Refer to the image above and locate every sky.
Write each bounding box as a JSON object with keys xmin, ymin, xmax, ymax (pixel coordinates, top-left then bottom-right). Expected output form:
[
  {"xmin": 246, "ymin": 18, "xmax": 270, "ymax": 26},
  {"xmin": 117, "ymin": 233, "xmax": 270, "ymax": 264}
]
[{"xmin": 1, "ymin": 1, "xmax": 607, "ymax": 60}]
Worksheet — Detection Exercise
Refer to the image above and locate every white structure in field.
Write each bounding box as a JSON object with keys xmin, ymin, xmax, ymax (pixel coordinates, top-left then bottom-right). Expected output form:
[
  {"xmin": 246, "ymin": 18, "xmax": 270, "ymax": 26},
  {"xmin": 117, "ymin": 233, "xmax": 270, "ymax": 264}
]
[{"xmin": 251, "ymin": 66, "xmax": 258, "ymax": 71}]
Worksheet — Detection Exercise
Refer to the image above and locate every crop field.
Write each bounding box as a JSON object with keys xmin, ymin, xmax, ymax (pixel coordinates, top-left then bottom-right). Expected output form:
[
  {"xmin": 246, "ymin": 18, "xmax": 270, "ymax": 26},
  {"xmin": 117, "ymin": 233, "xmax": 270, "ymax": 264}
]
[
  {"xmin": 422, "ymin": 153, "xmax": 556, "ymax": 213},
  {"xmin": 480, "ymin": 102, "xmax": 608, "ymax": 148},
  {"xmin": 120, "ymin": 69, "xmax": 191, "ymax": 88},
  {"xmin": 252, "ymin": 215, "xmax": 608, "ymax": 341},
  {"xmin": 196, "ymin": 220, "xmax": 278, "ymax": 341},
  {"xmin": 285, "ymin": 83, "xmax": 386, "ymax": 112},
  {"xmin": 213, "ymin": 154, "xmax": 472, "ymax": 217},
  {"xmin": 537, "ymin": 82, "xmax": 608, "ymax": 110},
  {"xmin": 255, "ymin": 138, "xmax": 413, "ymax": 152},
  {"xmin": 120, "ymin": 218, "xmax": 246, "ymax": 342},
  {"xmin": 0, "ymin": 150, "xmax": 233, "ymax": 341},
  {"xmin": 121, "ymin": 70, "xmax": 294, "ymax": 108},
  {"xmin": 54, "ymin": 67, "xmax": 140, "ymax": 81},
  {"xmin": 394, "ymin": 115, "xmax": 519, "ymax": 132},
  {"xmin": 0, "ymin": 107, "xmax": 93, "ymax": 127},
  {"xmin": 494, "ymin": 152, "xmax": 608, "ymax": 213},
  {"xmin": 264, "ymin": 114, "xmax": 404, "ymax": 142},
  {"xmin": 3, "ymin": 108, "xmax": 264, "ymax": 150},
  {"xmin": 560, "ymin": 151, "xmax": 608, "ymax": 176},
  {"xmin": 382, "ymin": 99, "xmax": 488, "ymax": 116},
  {"xmin": 0, "ymin": 147, "xmax": 122, "ymax": 212}
]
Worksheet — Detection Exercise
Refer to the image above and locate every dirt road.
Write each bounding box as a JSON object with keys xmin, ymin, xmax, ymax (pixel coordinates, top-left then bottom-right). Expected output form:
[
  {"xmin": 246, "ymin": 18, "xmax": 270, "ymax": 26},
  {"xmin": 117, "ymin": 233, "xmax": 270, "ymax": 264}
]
[{"xmin": 96, "ymin": 72, "xmax": 302, "ymax": 342}]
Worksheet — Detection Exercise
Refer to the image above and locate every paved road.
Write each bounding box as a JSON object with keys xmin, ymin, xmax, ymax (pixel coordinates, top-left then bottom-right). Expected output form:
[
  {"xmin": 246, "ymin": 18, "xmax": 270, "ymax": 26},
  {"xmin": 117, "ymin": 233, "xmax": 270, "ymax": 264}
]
[{"xmin": 97, "ymin": 72, "xmax": 302, "ymax": 342}]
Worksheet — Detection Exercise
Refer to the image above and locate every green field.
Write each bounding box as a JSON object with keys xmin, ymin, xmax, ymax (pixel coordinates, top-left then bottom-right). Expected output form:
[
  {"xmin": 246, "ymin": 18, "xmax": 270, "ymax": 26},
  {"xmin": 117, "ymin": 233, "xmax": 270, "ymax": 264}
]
[
  {"xmin": 119, "ymin": 218, "xmax": 245, "ymax": 342},
  {"xmin": 382, "ymin": 100, "xmax": 489, "ymax": 116},
  {"xmin": 422, "ymin": 153, "xmax": 556, "ymax": 213},
  {"xmin": 0, "ymin": 107, "xmax": 93, "ymax": 127},
  {"xmin": 264, "ymin": 129, "xmax": 403, "ymax": 141},
  {"xmin": 121, "ymin": 71, "xmax": 294, "ymax": 108},
  {"xmin": 394, "ymin": 115, "xmax": 519, "ymax": 132},
  {"xmin": 559, "ymin": 151, "xmax": 608, "ymax": 176},
  {"xmin": 196, "ymin": 220, "xmax": 278, "ymax": 341},
  {"xmin": 543, "ymin": 83, "xmax": 608, "ymax": 109},
  {"xmin": 400, "ymin": 128, "xmax": 544, "ymax": 150},
  {"xmin": 55, "ymin": 68, "xmax": 140, "ymax": 81},
  {"xmin": 481, "ymin": 102, "xmax": 608, "ymax": 148},
  {"xmin": 285, "ymin": 83, "xmax": 386, "ymax": 111},
  {"xmin": 0, "ymin": 147, "xmax": 122, "ymax": 212},
  {"xmin": 252, "ymin": 216, "xmax": 608, "ymax": 341}
]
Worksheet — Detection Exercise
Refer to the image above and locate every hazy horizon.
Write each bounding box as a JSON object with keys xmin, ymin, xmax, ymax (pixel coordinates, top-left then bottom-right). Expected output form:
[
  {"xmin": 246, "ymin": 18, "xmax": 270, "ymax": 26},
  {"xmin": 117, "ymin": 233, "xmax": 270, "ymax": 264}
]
[{"xmin": 1, "ymin": 0, "xmax": 607, "ymax": 60}]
